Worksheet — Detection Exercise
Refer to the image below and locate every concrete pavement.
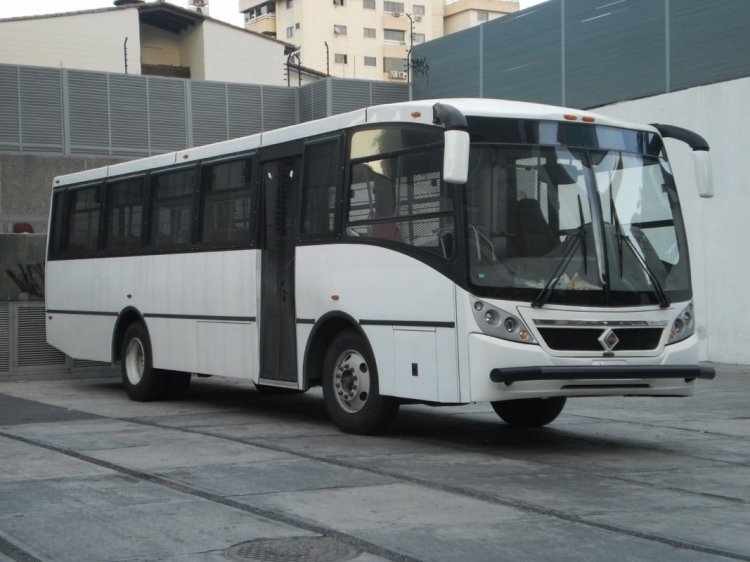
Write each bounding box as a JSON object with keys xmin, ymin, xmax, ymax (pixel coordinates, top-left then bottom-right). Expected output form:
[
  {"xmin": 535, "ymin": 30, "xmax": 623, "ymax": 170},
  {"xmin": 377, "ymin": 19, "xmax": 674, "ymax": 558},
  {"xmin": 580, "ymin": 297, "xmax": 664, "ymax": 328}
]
[{"xmin": 0, "ymin": 364, "xmax": 748, "ymax": 561}]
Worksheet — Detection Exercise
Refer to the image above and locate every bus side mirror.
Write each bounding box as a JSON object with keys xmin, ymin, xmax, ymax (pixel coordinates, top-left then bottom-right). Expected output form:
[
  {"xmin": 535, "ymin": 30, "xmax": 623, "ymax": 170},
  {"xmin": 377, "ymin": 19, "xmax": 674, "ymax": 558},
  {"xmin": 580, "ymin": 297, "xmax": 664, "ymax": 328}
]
[
  {"xmin": 443, "ymin": 129, "xmax": 469, "ymax": 185},
  {"xmin": 693, "ymin": 150, "xmax": 713, "ymax": 198}
]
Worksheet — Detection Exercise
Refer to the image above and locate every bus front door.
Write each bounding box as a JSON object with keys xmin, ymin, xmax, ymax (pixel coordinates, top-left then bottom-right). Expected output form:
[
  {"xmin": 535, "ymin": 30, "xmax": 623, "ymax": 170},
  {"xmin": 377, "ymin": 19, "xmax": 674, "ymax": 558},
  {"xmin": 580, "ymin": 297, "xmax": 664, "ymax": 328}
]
[{"xmin": 259, "ymin": 156, "xmax": 301, "ymax": 386}]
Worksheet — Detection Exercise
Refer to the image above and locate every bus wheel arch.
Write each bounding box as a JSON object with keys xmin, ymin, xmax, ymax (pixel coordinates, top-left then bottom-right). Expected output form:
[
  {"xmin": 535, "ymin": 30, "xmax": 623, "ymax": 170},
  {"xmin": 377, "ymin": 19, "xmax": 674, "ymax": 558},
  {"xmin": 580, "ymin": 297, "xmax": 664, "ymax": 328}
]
[
  {"xmin": 319, "ymin": 327, "xmax": 399, "ymax": 434},
  {"xmin": 303, "ymin": 312, "xmax": 366, "ymax": 389},
  {"xmin": 112, "ymin": 307, "xmax": 147, "ymax": 363}
]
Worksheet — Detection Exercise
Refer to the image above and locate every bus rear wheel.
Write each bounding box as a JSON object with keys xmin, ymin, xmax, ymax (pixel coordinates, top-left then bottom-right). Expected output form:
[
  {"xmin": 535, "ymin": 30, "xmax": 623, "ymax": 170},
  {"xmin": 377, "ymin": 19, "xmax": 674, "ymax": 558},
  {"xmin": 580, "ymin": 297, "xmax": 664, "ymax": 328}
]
[
  {"xmin": 322, "ymin": 330, "xmax": 399, "ymax": 435},
  {"xmin": 120, "ymin": 322, "xmax": 167, "ymax": 401},
  {"xmin": 491, "ymin": 397, "xmax": 566, "ymax": 428}
]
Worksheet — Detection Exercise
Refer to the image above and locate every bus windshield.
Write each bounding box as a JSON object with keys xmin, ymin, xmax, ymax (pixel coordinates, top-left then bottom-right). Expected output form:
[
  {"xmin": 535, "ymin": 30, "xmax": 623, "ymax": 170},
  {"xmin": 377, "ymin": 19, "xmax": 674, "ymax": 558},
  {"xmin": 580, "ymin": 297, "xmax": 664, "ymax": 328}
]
[{"xmin": 465, "ymin": 120, "xmax": 691, "ymax": 307}]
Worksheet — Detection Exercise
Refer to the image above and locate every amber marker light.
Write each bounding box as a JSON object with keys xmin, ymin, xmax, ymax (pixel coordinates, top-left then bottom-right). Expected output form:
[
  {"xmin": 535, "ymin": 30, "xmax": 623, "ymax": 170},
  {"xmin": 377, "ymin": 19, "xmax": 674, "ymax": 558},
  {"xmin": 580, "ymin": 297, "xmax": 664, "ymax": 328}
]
[
  {"xmin": 582, "ymin": 116, "xmax": 596, "ymax": 123},
  {"xmin": 564, "ymin": 114, "xmax": 578, "ymax": 121},
  {"xmin": 331, "ymin": 295, "xmax": 340, "ymax": 301},
  {"xmin": 411, "ymin": 111, "xmax": 422, "ymax": 118},
  {"xmin": 519, "ymin": 330, "xmax": 530, "ymax": 341}
]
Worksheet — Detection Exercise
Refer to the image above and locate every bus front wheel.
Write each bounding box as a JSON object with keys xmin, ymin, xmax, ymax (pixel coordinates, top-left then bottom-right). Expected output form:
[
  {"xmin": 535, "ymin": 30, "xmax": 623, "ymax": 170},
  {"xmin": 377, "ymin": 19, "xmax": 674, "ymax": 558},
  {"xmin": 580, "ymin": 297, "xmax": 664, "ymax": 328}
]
[
  {"xmin": 120, "ymin": 322, "xmax": 167, "ymax": 401},
  {"xmin": 322, "ymin": 330, "xmax": 399, "ymax": 434},
  {"xmin": 491, "ymin": 397, "xmax": 566, "ymax": 428}
]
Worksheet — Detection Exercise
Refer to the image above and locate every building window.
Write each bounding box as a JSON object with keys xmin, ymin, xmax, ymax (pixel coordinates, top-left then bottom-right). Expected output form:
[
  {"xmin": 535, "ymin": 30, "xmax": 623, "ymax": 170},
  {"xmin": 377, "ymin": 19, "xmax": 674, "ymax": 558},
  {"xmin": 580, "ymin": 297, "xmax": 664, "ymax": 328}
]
[
  {"xmin": 413, "ymin": 4, "xmax": 425, "ymax": 15},
  {"xmin": 286, "ymin": 26, "xmax": 294, "ymax": 38},
  {"xmin": 384, "ymin": 29, "xmax": 405, "ymax": 43},
  {"xmin": 296, "ymin": 22, "xmax": 300, "ymax": 28},
  {"xmin": 334, "ymin": 24, "xmax": 348, "ymax": 35},
  {"xmin": 477, "ymin": 10, "xmax": 489, "ymax": 22},
  {"xmin": 364, "ymin": 27, "xmax": 376, "ymax": 38},
  {"xmin": 335, "ymin": 53, "xmax": 348, "ymax": 64},
  {"xmin": 364, "ymin": 56, "xmax": 377, "ymax": 66},
  {"xmin": 412, "ymin": 32, "xmax": 425, "ymax": 45},
  {"xmin": 383, "ymin": 56, "xmax": 407, "ymax": 73},
  {"xmin": 333, "ymin": 0, "xmax": 345, "ymax": 5},
  {"xmin": 364, "ymin": 0, "xmax": 376, "ymax": 8},
  {"xmin": 384, "ymin": 1, "xmax": 404, "ymax": 14},
  {"xmin": 286, "ymin": 0, "xmax": 293, "ymax": 8}
]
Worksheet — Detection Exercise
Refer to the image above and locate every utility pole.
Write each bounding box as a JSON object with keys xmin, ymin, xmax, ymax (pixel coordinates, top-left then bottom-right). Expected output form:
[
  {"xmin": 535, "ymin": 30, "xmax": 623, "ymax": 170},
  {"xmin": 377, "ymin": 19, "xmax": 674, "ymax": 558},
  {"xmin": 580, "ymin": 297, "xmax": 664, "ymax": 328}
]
[{"xmin": 405, "ymin": 13, "xmax": 414, "ymax": 100}]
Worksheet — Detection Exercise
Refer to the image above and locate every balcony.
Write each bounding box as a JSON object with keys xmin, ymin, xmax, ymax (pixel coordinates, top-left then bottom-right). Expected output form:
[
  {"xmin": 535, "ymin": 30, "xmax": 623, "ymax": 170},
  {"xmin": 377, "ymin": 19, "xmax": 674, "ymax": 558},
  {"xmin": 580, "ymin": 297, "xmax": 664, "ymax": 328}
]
[{"xmin": 245, "ymin": 12, "xmax": 277, "ymax": 36}]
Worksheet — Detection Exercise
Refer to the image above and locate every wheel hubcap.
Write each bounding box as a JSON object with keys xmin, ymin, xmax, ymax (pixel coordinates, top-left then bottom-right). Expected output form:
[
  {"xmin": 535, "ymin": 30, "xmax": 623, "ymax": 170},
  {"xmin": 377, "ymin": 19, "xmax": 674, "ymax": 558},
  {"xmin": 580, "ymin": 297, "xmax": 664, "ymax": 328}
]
[
  {"xmin": 124, "ymin": 338, "xmax": 145, "ymax": 385},
  {"xmin": 332, "ymin": 350, "xmax": 370, "ymax": 413}
]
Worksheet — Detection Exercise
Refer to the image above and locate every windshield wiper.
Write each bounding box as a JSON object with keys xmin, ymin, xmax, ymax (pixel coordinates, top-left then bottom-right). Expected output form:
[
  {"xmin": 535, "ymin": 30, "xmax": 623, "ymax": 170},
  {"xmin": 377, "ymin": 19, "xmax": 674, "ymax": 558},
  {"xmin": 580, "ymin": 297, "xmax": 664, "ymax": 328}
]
[
  {"xmin": 532, "ymin": 195, "xmax": 588, "ymax": 309},
  {"xmin": 609, "ymin": 200, "xmax": 670, "ymax": 309}
]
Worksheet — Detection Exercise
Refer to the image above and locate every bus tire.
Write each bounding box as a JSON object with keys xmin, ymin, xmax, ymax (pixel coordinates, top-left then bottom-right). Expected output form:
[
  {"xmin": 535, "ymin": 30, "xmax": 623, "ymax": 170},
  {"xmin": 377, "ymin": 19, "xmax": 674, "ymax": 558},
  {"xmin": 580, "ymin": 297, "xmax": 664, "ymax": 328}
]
[
  {"xmin": 322, "ymin": 330, "xmax": 399, "ymax": 435},
  {"xmin": 120, "ymin": 322, "xmax": 166, "ymax": 402},
  {"xmin": 491, "ymin": 397, "xmax": 566, "ymax": 428}
]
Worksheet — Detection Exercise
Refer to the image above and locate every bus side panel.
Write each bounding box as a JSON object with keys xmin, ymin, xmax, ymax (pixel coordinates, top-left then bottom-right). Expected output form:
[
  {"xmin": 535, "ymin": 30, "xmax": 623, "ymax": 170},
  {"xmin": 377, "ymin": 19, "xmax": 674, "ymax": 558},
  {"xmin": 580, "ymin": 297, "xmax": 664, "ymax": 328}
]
[
  {"xmin": 295, "ymin": 244, "xmax": 460, "ymax": 402},
  {"xmin": 46, "ymin": 260, "xmax": 117, "ymax": 363},
  {"xmin": 46, "ymin": 250, "xmax": 258, "ymax": 378}
]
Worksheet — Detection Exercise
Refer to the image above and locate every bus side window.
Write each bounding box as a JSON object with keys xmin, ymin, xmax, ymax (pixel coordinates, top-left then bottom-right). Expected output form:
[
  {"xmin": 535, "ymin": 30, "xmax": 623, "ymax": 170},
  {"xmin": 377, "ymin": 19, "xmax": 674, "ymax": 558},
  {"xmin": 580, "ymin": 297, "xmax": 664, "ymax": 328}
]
[
  {"xmin": 301, "ymin": 140, "xmax": 339, "ymax": 238},
  {"xmin": 149, "ymin": 169, "xmax": 195, "ymax": 248},
  {"xmin": 347, "ymin": 148, "xmax": 454, "ymax": 257},
  {"xmin": 66, "ymin": 184, "xmax": 103, "ymax": 255},
  {"xmin": 199, "ymin": 158, "xmax": 254, "ymax": 246},
  {"xmin": 48, "ymin": 191, "xmax": 67, "ymax": 259},
  {"xmin": 105, "ymin": 177, "xmax": 145, "ymax": 252}
]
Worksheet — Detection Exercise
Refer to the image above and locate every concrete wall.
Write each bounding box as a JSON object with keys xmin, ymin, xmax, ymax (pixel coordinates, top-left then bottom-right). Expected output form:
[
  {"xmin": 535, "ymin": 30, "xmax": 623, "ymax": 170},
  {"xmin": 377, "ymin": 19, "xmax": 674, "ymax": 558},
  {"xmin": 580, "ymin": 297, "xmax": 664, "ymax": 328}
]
[
  {"xmin": 0, "ymin": 153, "xmax": 124, "ymax": 234},
  {"xmin": 140, "ymin": 23, "xmax": 186, "ymax": 68},
  {"xmin": 0, "ymin": 9, "xmax": 141, "ymax": 75},
  {"xmin": 0, "ymin": 234, "xmax": 46, "ymax": 301},
  {"xmin": 201, "ymin": 20, "xmax": 285, "ymax": 86},
  {"xmin": 596, "ymin": 77, "xmax": 750, "ymax": 364}
]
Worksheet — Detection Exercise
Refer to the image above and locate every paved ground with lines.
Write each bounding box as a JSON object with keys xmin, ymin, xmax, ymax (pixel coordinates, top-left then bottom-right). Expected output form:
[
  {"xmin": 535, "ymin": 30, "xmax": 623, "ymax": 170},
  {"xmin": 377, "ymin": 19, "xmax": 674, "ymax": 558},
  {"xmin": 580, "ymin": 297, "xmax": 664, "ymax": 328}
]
[{"xmin": 0, "ymin": 364, "xmax": 748, "ymax": 562}]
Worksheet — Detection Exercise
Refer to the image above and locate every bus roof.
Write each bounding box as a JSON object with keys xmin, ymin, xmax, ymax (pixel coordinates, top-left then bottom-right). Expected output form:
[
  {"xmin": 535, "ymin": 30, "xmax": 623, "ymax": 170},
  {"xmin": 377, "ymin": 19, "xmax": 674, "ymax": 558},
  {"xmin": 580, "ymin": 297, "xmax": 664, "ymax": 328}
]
[{"xmin": 52, "ymin": 98, "xmax": 656, "ymax": 188}]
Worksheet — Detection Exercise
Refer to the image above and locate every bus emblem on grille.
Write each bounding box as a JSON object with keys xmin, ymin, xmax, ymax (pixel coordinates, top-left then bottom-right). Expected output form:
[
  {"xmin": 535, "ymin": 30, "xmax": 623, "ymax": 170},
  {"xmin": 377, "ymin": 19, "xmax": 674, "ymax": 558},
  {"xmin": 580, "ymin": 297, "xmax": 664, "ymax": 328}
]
[{"xmin": 599, "ymin": 329, "xmax": 620, "ymax": 351}]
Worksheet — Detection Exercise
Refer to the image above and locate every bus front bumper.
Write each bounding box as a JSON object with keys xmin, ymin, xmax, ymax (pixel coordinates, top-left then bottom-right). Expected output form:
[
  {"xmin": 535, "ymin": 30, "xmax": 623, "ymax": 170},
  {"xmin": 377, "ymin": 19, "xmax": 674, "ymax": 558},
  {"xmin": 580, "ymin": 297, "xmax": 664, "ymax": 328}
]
[{"xmin": 491, "ymin": 365, "xmax": 716, "ymax": 385}]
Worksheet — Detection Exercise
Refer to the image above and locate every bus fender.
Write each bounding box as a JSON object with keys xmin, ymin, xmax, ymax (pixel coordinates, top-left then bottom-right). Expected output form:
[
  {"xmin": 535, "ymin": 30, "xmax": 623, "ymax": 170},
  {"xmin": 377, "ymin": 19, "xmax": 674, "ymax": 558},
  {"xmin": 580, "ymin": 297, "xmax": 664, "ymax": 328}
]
[
  {"xmin": 111, "ymin": 306, "xmax": 148, "ymax": 363},
  {"xmin": 302, "ymin": 311, "xmax": 370, "ymax": 390}
]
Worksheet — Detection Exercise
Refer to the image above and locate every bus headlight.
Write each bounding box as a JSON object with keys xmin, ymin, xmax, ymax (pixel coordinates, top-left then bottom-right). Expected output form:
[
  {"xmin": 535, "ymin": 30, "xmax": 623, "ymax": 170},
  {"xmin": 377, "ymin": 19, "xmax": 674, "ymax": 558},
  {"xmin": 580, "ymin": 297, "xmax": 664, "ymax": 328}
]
[
  {"xmin": 668, "ymin": 302, "xmax": 695, "ymax": 344},
  {"xmin": 472, "ymin": 300, "xmax": 536, "ymax": 344}
]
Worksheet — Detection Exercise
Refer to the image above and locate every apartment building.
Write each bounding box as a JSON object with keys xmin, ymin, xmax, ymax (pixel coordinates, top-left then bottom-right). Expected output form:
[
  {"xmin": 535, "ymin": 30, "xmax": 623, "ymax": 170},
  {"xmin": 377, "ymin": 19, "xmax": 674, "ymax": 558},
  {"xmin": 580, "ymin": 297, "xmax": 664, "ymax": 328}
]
[
  {"xmin": 240, "ymin": 0, "xmax": 518, "ymax": 82},
  {"xmin": 444, "ymin": 0, "xmax": 518, "ymax": 34}
]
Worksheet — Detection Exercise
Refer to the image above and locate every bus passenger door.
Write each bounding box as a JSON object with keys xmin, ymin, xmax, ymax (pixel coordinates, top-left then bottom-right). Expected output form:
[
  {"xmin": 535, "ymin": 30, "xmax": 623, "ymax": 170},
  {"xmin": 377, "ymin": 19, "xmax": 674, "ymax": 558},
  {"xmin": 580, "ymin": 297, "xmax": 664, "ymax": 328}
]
[{"xmin": 259, "ymin": 156, "xmax": 301, "ymax": 385}]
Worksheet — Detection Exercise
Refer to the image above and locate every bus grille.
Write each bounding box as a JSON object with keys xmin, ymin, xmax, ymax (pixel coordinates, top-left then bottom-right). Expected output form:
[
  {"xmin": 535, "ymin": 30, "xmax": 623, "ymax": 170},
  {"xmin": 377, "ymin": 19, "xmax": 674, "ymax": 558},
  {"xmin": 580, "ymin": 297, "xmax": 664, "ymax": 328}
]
[{"xmin": 538, "ymin": 328, "xmax": 663, "ymax": 352}]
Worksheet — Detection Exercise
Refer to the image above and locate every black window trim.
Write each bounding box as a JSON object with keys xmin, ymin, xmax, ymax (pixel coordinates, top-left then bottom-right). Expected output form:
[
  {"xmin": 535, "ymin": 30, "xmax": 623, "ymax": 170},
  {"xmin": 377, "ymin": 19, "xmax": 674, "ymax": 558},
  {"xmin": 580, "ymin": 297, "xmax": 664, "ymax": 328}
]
[
  {"xmin": 103, "ymin": 173, "xmax": 147, "ymax": 256},
  {"xmin": 146, "ymin": 163, "xmax": 200, "ymax": 254},
  {"xmin": 343, "ymin": 123, "xmax": 456, "ymax": 262},
  {"xmin": 60, "ymin": 181, "xmax": 105, "ymax": 260},
  {"xmin": 48, "ymin": 152, "xmax": 261, "ymax": 262},
  {"xmin": 298, "ymin": 133, "xmax": 345, "ymax": 244},
  {"xmin": 195, "ymin": 152, "xmax": 258, "ymax": 252}
]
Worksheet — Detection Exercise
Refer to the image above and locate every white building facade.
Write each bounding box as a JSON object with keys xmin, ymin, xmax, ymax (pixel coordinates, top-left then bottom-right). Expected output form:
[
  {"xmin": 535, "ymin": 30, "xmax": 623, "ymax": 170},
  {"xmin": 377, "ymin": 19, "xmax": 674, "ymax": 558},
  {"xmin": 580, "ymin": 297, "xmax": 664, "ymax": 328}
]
[{"xmin": 0, "ymin": 2, "xmax": 292, "ymax": 86}]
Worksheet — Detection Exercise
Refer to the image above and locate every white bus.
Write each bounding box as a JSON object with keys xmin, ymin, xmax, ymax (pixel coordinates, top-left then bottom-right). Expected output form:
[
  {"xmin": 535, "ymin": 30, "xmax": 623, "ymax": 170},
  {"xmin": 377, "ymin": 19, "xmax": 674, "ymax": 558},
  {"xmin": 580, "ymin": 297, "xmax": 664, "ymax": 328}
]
[{"xmin": 46, "ymin": 98, "xmax": 715, "ymax": 434}]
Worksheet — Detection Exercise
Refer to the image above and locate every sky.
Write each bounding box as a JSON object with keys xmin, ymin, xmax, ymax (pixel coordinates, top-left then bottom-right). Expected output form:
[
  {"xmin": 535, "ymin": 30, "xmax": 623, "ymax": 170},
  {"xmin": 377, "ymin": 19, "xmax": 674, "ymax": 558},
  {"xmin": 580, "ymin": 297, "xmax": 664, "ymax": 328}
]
[{"xmin": 0, "ymin": 0, "xmax": 549, "ymax": 28}]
